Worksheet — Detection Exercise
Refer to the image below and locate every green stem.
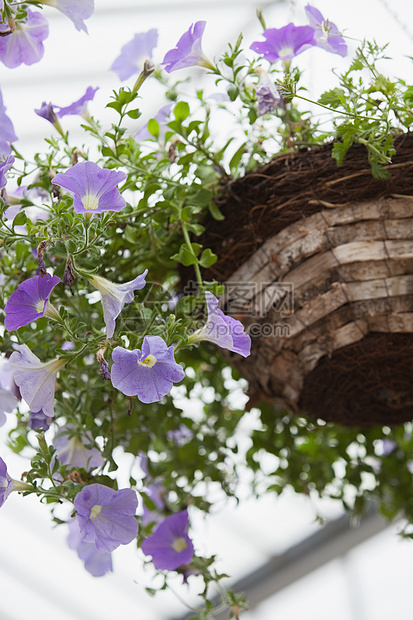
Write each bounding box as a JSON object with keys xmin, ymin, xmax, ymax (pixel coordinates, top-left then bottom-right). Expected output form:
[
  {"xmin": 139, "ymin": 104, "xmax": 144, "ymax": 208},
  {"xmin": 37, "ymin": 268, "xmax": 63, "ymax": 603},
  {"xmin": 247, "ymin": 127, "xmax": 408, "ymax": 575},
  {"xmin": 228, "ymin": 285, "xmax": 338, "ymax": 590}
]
[
  {"xmin": 181, "ymin": 220, "xmax": 203, "ymax": 291},
  {"xmin": 294, "ymin": 93, "xmax": 376, "ymax": 122}
]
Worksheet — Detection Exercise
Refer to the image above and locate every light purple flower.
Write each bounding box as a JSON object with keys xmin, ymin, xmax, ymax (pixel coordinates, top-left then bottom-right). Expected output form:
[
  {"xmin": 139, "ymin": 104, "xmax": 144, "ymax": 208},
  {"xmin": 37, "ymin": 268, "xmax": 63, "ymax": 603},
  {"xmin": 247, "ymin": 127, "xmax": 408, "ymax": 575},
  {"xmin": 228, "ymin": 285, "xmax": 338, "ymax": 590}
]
[
  {"xmin": 57, "ymin": 86, "xmax": 99, "ymax": 119},
  {"xmin": 3, "ymin": 198, "xmax": 50, "ymax": 236},
  {"xmin": 139, "ymin": 454, "xmax": 167, "ymax": 526},
  {"xmin": 0, "ymin": 357, "xmax": 20, "ymax": 426},
  {"xmin": 74, "ymin": 483, "xmax": 139, "ymax": 553},
  {"xmin": 28, "ymin": 409, "xmax": 53, "ymax": 431},
  {"xmin": 136, "ymin": 103, "xmax": 173, "ymax": 141},
  {"xmin": 190, "ymin": 292, "xmax": 251, "ymax": 357},
  {"xmin": 167, "ymin": 424, "xmax": 193, "ymax": 446},
  {"xmin": 111, "ymin": 335, "xmax": 185, "ymax": 404},
  {"xmin": 41, "ymin": 0, "xmax": 94, "ymax": 33},
  {"xmin": 142, "ymin": 482, "xmax": 167, "ymax": 527},
  {"xmin": 0, "ymin": 457, "xmax": 14, "ymax": 507},
  {"xmin": 255, "ymin": 72, "xmax": 282, "ymax": 116},
  {"xmin": 35, "ymin": 102, "xmax": 58, "ymax": 124},
  {"xmin": 305, "ymin": 5, "xmax": 347, "ymax": 57},
  {"xmin": 34, "ymin": 102, "xmax": 64, "ymax": 134},
  {"xmin": 51, "ymin": 161, "xmax": 127, "ymax": 214},
  {"xmin": 250, "ymin": 23, "xmax": 316, "ymax": 62},
  {"xmin": 4, "ymin": 274, "xmax": 61, "ymax": 331},
  {"xmin": 67, "ymin": 518, "xmax": 113, "ymax": 577},
  {"xmin": 0, "ymin": 89, "xmax": 18, "ymax": 157},
  {"xmin": 53, "ymin": 424, "xmax": 104, "ymax": 471},
  {"xmin": 111, "ymin": 29, "xmax": 158, "ymax": 81},
  {"xmin": 9, "ymin": 344, "xmax": 67, "ymax": 418},
  {"xmin": 88, "ymin": 270, "xmax": 148, "ymax": 339},
  {"xmin": 0, "ymin": 9, "xmax": 49, "ymax": 68},
  {"xmin": 379, "ymin": 439, "xmax": 397, "ymax": 456},
  {"xmin": 141, "ymin": 510, "xmax": 194, "ymax": 571},
  {"xmin": 0, "ymin": 154, "xmax": 14, "ymax": 189},
  {"xmin": 162, "ymin": 21, "xmax": 213, "ymax": 73},
  {"xmin": 0, "ymin": 358, "xmax": 20, "ymax": 400}
]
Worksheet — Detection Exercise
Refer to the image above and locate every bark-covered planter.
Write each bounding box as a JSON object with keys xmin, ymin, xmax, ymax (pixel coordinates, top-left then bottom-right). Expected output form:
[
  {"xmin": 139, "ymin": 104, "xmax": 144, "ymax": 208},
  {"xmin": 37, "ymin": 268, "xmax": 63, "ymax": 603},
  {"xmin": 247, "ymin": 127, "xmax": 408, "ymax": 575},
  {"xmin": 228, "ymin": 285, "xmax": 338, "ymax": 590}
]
[{"xmin": 200, "ymin": 133, "xmax": 413, "ymax": 427}]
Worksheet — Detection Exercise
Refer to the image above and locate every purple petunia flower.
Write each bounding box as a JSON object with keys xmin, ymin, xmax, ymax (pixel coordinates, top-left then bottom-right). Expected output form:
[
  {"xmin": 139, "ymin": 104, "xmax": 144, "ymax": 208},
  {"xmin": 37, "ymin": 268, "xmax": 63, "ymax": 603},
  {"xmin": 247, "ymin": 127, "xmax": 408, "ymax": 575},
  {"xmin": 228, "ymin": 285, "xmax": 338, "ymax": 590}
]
[
  {"xmin": 0, "ymin": 357, "xmax": 20, "ymax": 426},
  {"xmin": 88, "ymin": 270, "xmax": 148, "ymax": 339},
  {"xmin": 9, "ymin": 344, "xmax": 67, "ymax": 418},
  {"xmin": 0, "ymin": 89, "xmax": 18, "ymax": 157},
  {"xmin": 57, "ymin": 86, "xmax": 99, "ymax": 120},
  {"xmin": 0, "ymin": 9, "xmax": 49, "ymax": 68},
  {"xmin": 111, "ymin": 335, "xmax": 185, "ymax": 404},
  {"xmin": 136, "ymin": 103, "xmax": 173, "ymax": 141},
  {"xmin": 111, "ymin": 29, "xmax": 158, "ymax": 81},
  {"xmin": 162, "ymin": 21, "xmax": 213, "ymax": 73},
  {"xmin": 41, "ymin": 0, "xmax": 94, "ymax": 33},
  {"xmin": 378, "ymin": 439, "xmax": 397, "ymax": 456},
  {"xmin": 74, "ymin": 483, "xmax": 139, "ymax": 553},
  {"xmin": 51, "ymin": 161, "xmax": 127, "ymax": 214},
  {"xmin": 250, "ymin": 23, "xmax": 316, "ymax": 62},
  {"xmin": 255, "ymin": 71, "xmax": 282, "ymax": 116},
  {"xmin": 141, "ymin": 482, "xmax": 167, "ymax": 527},
  {"xmin": 35, "ymin": 102, "xmax": 58, "ymax": 124},
  {"xmin": 189, "ymin": 292, "xmax": 251, "ymax": 357},
  {"xmin": 0, "ymin": 154, "xmax": 14, "ymax": 189},
  {"xmin": 0, "ymin": 457, "xmax": 14, "ymax": 507},
  {"xmin": 305, "ymin": 5, "xmax": 347, "ymax": 57},
  {"xmin": 4, "ymin": 274, "xmax": 61, "ymax": 331},
  {"xmin": 141, "ymin": 510, "xmax": 194, "ymax": 571},
  {"xmin": 139, "ymin": 454, "xmax": 168, "ymax": 526},
  {"xmin": 53, "ymin": 424, "xmax": 104, "ymax": 471},
  {"xmin": 167, "ymin": 424, "xmax": 193, "ymax": 446},
  {"xmin": 34, "ymin": 101, "xmax": 64, "ymax": 135},
  {"xmin": 67, "ymin": 518, "xmax": 113, "ymax": 577},
  {"xmin": 28, "ymin": 409, "xmax": 53, "ymax": 431}
]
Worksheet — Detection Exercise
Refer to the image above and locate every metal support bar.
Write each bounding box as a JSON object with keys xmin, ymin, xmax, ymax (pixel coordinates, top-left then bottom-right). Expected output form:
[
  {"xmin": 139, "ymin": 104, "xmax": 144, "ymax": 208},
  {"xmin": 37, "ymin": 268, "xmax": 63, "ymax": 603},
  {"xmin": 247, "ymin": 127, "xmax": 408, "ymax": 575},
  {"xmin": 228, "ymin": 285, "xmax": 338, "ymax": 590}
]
[{"xmin": 176, "ymin": 505, "xmax": 389, "ymax": 619}]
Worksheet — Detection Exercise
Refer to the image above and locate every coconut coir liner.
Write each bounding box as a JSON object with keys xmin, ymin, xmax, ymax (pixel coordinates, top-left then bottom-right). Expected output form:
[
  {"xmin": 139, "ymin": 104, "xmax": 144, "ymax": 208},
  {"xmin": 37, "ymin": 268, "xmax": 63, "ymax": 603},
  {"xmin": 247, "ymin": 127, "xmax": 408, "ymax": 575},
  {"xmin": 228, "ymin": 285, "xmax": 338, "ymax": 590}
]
[
  {"xmin": 197, "ymin": 132, "xmax": 413, "ymax": 284},
  {"xmin": 193, "ymin": 134, "xmax": 413, "ymax": 427},
  {"xmin": 299, "ymin": 333, "xmax": 413, "ymax": 427}
]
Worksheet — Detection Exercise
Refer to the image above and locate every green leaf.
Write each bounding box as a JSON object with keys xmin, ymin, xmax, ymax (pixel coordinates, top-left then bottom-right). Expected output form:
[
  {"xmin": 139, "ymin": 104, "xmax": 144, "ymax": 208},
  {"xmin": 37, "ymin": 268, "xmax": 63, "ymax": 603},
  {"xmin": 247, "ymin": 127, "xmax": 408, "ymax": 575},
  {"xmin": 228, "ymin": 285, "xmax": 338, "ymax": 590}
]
[
  {"xmin": 186, "ymin": 222, "xmax": 206, "ymax": 236},
  {"xmin": 147, "ymin": 118, "xmax": 159, "ymax": 138},
  {"xmin": 106, "ymin": 101, "xmax": 122, "ymax": 114},
  {"xmin": 174, "ymin": 101, "xmax": 190, "ymax": 122},
  {"xmin": 127, "ymin": 108, "xmax": 141, "ymax": 119},
  {"xmin": 166, "ymin": 120, "xmax": 181, "ymax": 133},
  {"xmin": 12, "ymin": 212, "xmax": 27, "ymax": 227},
  {"xmin": 349, "ymin": 58, "xmax": 364, "ymax": 71},
  {"xmin": 332, "ymin": 140, "xmax": 352, "ymax": 166},
  {"xmin": 118, "ymin": 89, "xmax": 135, "ymax": 106},
  {"xmin": 178, "ymin": 152, "xmax": 195, "ymax": 165},
  {"xmin": 227, "ymin": 86, "xmax": 239, "ymax": 101},
  {"xmin": 318, "ymin": 88, "xmax": 346, "ymax": 108},
  {"xmin": 171, "ymin": 242, "xmax": 202, "ymax": 266},
  {"xmin": 370, "ymin": 160, "xmax": 390, "ymax": 179},
  {"xmin": 192, "ymin": 188, "xmax": 213, "ymax": 207},
  {"xmin": 199, "ymin": 248, "xmax": 218, "ymax": 268},
  {"xmin": 229, "ymin": 142, "xmax": 246, "ymax": 173},
  {"xmin": 101, "ymin": 146, "xmax": 114, "ymax": 157},
  {"xmin": 208, "ymin": 201, "xmax": 225, "ymax": 221}
]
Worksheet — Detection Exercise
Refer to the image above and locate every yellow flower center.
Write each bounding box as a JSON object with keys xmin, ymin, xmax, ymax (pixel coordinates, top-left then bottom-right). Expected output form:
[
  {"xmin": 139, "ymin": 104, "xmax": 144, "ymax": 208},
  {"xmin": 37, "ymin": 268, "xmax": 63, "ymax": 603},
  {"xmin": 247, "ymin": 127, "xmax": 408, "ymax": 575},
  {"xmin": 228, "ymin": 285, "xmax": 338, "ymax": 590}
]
[
  {"xmin": 82, "ymin": 193, "xmax": 99, "ymax": 210},
  {"xmin": 138, "ymin": 354, "xmax": 157, "ymax": 368},
  {"xmin": 279, "ymin": 46, "xmax": 294, "ymax": 58},
  {"xmin": 90, "ymin": 504, "xmax": 102, "ymax": 519},
  {"xmin": 171, "ymin": 537, "xmax": 188, "ymax": 552},
  {"xmin": 35, "ymin": 299, "xmax": 45, "ymax": 313}
]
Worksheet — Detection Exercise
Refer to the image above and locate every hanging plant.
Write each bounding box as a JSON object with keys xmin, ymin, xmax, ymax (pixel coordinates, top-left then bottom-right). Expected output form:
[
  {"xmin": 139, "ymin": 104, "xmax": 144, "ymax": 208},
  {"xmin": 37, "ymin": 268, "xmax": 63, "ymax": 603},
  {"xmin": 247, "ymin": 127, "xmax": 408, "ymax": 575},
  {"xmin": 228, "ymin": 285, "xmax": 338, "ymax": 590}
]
[{"xmin": 2, "ymin": 1, "xmax": 413, "ymax": 616}]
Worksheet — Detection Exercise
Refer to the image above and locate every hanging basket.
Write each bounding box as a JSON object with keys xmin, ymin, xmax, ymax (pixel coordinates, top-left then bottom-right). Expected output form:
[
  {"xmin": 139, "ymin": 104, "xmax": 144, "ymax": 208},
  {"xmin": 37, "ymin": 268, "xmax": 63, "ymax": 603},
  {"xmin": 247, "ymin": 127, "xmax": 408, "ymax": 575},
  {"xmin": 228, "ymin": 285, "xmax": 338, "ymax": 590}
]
[{"xmin": 200, "ymin": 133, "xmax": 413, "ymax": 427}]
